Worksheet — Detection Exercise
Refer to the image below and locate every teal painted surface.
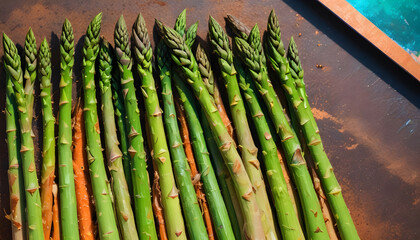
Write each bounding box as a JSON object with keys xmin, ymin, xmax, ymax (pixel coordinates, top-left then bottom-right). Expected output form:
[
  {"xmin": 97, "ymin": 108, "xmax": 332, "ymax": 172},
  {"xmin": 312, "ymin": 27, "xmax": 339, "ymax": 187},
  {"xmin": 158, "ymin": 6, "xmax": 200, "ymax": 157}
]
[{"xmin": 347, "ymin": 0, "xmax": 420, "ymax": 56}]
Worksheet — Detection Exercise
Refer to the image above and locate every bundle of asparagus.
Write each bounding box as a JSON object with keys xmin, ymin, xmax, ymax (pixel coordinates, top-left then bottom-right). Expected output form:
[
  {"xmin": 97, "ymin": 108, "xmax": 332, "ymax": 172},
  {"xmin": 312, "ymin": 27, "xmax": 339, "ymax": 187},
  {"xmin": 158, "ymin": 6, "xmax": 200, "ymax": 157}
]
[{"xmin": 2, "ymin": 9, "xmax": 359, "ymax": 240}]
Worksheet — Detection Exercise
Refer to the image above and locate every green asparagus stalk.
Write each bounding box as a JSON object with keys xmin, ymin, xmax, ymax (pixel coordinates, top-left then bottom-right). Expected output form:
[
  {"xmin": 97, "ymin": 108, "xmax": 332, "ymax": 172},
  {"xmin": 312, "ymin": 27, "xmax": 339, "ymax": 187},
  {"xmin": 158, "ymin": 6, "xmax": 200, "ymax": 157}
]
[
  {"xmin": 173, "ymin": 73, "xmax": 238, "ymax": 240},
  {"xmin": 226, "ymin": 14, "xmax": 305, "ymax": 238},
  {"xmin": 283, "ymin": 35, "xmax": 359, "ymax": 240},
  {"xmin": 132, "ymin": 14, "xmax": 186, "ymax": 240},
  {"xmin": 5, "ymin": 46, "xmax": 26, "ymax": 240},
  {"xmin": 170, "ymin": 11, "xmax": 236, "ymax": 239},
  {"xmin": 235, "ymin": 59, "xmax": 305, "ymax": 239},
  {"xmin": 99, "ymin": 39, "xmax": 139, "ymax": 240},
  {"xmin": 110, "ymin": 60, "xmax": 133, "ymax": 196},
  {"xmin": 38, "ymin": 38, "xmax": 57, "ymax": 239},
  {"xmin": 159, "ymin": 21, "xmax": 265, "ymax": 240},
  {"xmin": 234, "ymin": 25, "xmax": 329, "ymax": 239},
  {"xmin": 157, "ymin": 40, "xmax": 209, "ymax": 239},
  {"xmin": 206, "ymin": 19, "xmax": 277, "ymax": 239},
  {"xmin": 3, "ymin": 33, "xmax": 44, "ymax": 240},
  {"xmin": 114, "ymin": 15, "xmax": 157, "ymax": 240},
  {"xmin": 24, "ymin": 28, "xmax": 37, "ymax": 123},
  {"xmin": 82, "ymin": 13, "xmax": 120, "ymax": 239},
  {"xmin": 58, "ymin": 19, "xmax": 80, "ymax": 240}
]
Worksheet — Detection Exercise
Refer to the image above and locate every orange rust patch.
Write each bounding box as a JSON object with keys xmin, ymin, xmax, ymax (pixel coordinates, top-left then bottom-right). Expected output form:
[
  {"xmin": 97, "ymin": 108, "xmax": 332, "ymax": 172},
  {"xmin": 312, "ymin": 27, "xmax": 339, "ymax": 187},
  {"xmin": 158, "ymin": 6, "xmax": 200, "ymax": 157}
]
[
  {"xmin": 345, "ymin": 143, "xmax": 359, "ymax": 150},
  {"xmin": 232, "ymin": 159, "xmax": 241, "ymax": 173}
]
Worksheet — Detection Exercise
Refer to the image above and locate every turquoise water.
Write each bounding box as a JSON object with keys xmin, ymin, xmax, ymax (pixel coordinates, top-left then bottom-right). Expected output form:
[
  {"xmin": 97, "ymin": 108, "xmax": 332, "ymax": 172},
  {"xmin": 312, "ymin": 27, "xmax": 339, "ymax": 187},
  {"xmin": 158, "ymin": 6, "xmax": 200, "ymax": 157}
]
[{"xmin": 347, "ymin": 0, "xmax": 419, "ymax": 56}]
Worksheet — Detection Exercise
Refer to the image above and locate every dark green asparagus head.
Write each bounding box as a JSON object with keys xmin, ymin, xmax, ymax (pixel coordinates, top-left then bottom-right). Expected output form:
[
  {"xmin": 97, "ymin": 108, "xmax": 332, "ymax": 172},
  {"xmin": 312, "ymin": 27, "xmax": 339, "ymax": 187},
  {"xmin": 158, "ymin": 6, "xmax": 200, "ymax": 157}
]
[
  {"xmin": 287, "ymin": 36, "xmax": 304, "ymax": 80},
  {"xmin": 99, "ymin": 38, "xmax": 113, "ymax": 88},
  {"xmin": 226, "ymin": 14, "xmax": 250, "ymax": 40},
  {"xmin": 159, "ymin": 22, "xmax": 200, "ymax": 81},
  {"xmin": 114, "ymin": 15, "xmax": 132, "ymax": 69},
  {"xmin": 38, "ymin": 38, "xmax": 51, "ymax": 86},
  {"xmin": 266, "ymin": 9, "xmax": 285, "ymax": 59},
  {"xmin": 173, "ymin": 9, "xmax": 197, "ymax": 48},
  {"xmin": 234, "ymin": 37, "xmax": 261, "ymax": 74},
  {"xmin": 195, "ymin": 44, "xmax": 214, "ymax": 95},
  {"xmin": 248, "ymin": 24, "xmax": 266, "ymax": 65},
  {"xmin": 174, "ymin": 9, "xmax": 187, "ymax": 36},
  {"xmin": 156, "ymin": 40, "xmax": 171, "ymax": 78},
  {"xmin": 3, "ymin": 33, "xmax": 25, "ymax": 105},
  {"xmin": 60, "ymin": 19, "xmax": 75, "ymax": 70},
  {"xmin": 83, "ymin": 12, "xmax": 102, "ymax": 63},
  {"xmin": 24, "ymin": 28, "xmax": 37, "ymax": 76},
  {"xmin": 208, "ymin": 16, "xmax": 235, "ymax": 76},
  {"xmin": 265, "ymin": 9, "xmax": 289, "ymax": 78},
  {"xmin": 132, "ymin": 13, "xmax": 152, "ymax": 74},
  {"xmin": 185, "ymin": 21, "xmax": 198, "ymax": 49}
]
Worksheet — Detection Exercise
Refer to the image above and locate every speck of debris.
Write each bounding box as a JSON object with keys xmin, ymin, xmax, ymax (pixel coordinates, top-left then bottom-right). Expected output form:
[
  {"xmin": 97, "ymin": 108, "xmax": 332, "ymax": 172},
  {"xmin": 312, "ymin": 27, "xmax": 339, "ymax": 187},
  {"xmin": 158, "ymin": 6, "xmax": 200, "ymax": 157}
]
[
  {"xmin": 317, "ymin": 43, "xmax": 322, "ymax": 47},
  {"xmin": 315, "ymin": 30, "xmax": 319, "ymax": 35}
]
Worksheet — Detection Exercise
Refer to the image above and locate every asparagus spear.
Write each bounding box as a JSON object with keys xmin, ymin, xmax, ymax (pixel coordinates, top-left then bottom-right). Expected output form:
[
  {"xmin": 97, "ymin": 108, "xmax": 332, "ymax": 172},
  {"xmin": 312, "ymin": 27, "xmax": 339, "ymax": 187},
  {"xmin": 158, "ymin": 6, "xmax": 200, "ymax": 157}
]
[
  {"xmin": 132, "ymin": 14, "xmax": 186, "ymax": 240},
  {"xmin": 234, "ymin": 26, "xmax": 329, "ymax": 239},
  {"xmin": 176, "ymin": 102, "xmax": 215, "ymax": 240},
  {"xmin": 58, "ymin": 19, "xmax": 80, "ymax": 240},
  {"xmin": 207, "ymin": 19, "xmax": 278, "ymax": 238},
  {"xmin": 38, "ymin": 38, "xmax": 56, "ymax": 239},
  {"xmin": 3, "ymin": 33, "xmax": 44, "ymax": 240},
  {"xmin": 98, "ymin": 39, "xmax": 139, "ymax": 240},
  {"xmin": 51, "ymin": 183, "xmax": 60, "ymax": 240},
  {"xmin": 172, "ymin": 12, "xmax": 235, "ymax": 236},
  {"xmin": 73, "ymin": 100, "xmax": 97, "ymax": 240},
  {"xmin": 157, "ymin": 40, "xmax": 209, "ymax": 239},
  {"xmin": 285, "ymin": 37, "xmax": 338, "ymax": 240},
  {"xmin": 5, "ymin": 47, "xmax": 26, "ymax": 240},
  {"xmin": 152, "ymin": 170, "xmax": 168, "ymax": 240},
  {"xmin": 283, "ymin": 36, "xmax": 359, "ymax": 240},
  {"xmin": 114, "ymin": 15, "xmax": 157, "ymax": 240},
  {"xmin": 159, "ymin": 21, "xmax": 265, "ymax": 239},
  {"xmin": 110, "ymin": 62, "xmax": 132, "ymax": 196},
  {"xmin": 226, "ymin": 15, "xmax": 305, "ymax": 239},
  {"xmin": 235, "ymin": 59, "xmax": 306, "ymax": 239},
  {"xmin": 24, "ymin": 28, "xmax": 37, "ymax": 123},
  {"xmin": 82, "ymin": 13, "xmax": 120, "ymax": 239},
  {"xmin": 173, "ymin": 74, "xmax": 238, "ymax": 240}
]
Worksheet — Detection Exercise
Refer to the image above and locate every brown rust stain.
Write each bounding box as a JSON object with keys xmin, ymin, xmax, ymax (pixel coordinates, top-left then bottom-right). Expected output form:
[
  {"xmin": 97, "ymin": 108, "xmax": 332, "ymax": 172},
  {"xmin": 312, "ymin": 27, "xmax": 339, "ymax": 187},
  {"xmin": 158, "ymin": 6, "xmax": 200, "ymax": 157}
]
[
  {"xmin": 312, "ymin": 107, "xmax": 419, "ymax": 187},
  {"xmin": 341, "ymin": 176, "xmax": 403, "ymax": 239}
]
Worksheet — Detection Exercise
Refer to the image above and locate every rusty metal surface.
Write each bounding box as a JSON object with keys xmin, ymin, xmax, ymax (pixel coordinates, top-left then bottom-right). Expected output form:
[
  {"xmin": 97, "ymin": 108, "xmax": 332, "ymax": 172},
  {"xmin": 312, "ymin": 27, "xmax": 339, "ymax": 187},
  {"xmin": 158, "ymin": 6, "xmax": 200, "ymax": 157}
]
[{"xmin": 0, "ymin": 0, "xmax": 419, "ymax": 239}]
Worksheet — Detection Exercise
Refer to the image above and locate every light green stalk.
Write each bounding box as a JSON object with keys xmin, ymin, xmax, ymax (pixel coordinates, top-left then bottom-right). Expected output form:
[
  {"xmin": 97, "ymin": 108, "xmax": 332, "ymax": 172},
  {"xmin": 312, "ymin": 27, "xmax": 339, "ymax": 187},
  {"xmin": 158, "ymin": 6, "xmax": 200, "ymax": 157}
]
[
  {"xmin": 58, "ymin": 19, "xmax": 80, "ymax": 240},
  {"xmin": 114, "ymin": 15, "xmax": 156, "ymax": 240},
  {"xmin": 159, "ymin": 21, "xmax": 265, "ymax": 240},
  {"xmin": 283, "ymin": 35, "xmax": 359, "ymax": 240},
  {"xmin": 3, "ymin": 33, "xmax": 44, "ymax": 240},
  {"xmin": 82, "ymin": 13, "xmax": 120, "ymax": 239},
  {"xmin": 234, "ymin": 25, "xmax": 329, "ymax": 239},
  {"xmin": 38, "ymin": 39, "xmax": 57, "ymax": 239},
  {"xmin": 235, "ymin": 59, "xmax": 305, "ymax": 239},
  {"xmin": 207, "ymin": 18, "xmax": 277, "ymax": 239},
  {"xmin": 5, "ymin": 46, "xmax": 26, "ymax": 240},
  {"xmin": 133, "ymin": 14, "xmax": 186, "ymax": 240},
  {"xmin": 24, "ymin": 28, "xmax": 37, "ymax": 123},
  {"xmin": 110, "ymin": 60, "xmax": 132, "ymax": 196},
  {"xmin": 170, "ymin": 11, "xmax": 236, "ymax": 239},
  {"xmin": 99, "ymin": 39, "xmax": 139, "ymax": 240},
  {"xmin": 227, "ymin": 14, "xmax": 303, "ymax": 224},
  {"xmin": 157, "ymin": 40, "xmax": 209, "ymax": 239},
  {"xmin": 174, "ymin": 73, "xmax": 238, "ymax": 240}
]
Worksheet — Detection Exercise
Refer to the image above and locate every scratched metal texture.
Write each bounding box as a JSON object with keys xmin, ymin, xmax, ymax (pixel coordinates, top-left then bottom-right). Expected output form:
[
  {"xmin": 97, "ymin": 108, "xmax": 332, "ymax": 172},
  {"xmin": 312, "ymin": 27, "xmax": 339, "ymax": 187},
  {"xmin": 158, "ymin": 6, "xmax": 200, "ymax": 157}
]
[{"xmin": 0, "ymin": 0, "xmax": 419, "ymax": 239}]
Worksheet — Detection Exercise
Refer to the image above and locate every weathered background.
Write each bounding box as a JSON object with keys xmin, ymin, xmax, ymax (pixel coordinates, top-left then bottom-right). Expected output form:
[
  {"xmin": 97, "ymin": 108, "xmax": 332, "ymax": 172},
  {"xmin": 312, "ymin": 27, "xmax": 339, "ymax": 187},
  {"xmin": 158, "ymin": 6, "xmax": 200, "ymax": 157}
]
[{"xmin": 1, "ymin": 0, "xmax": 419, "ymax": 239}]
